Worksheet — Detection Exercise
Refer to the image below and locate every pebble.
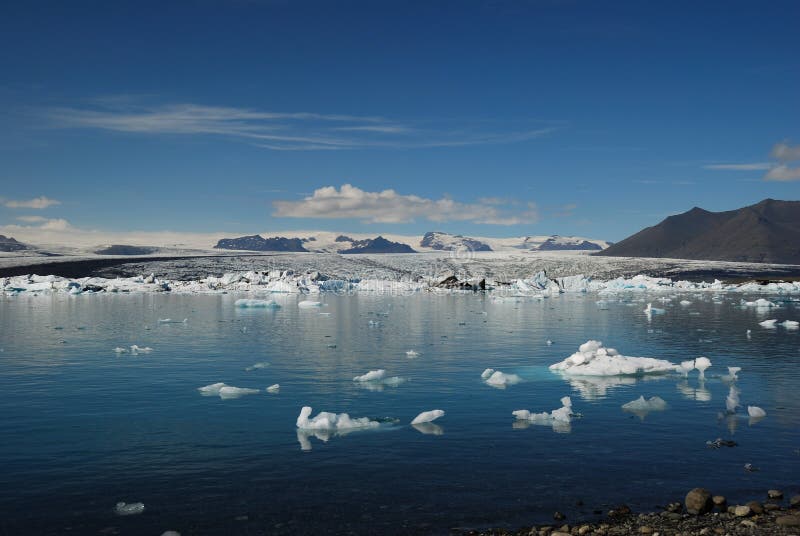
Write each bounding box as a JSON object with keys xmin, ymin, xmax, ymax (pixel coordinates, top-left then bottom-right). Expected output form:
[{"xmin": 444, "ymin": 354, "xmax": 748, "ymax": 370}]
[
  {"xmin": 639, "ymin": 526, "xmax": 653, "ymax": 534},
  {"xmin": 685, "ymin": 488, "xmax": 713, "ymax": 515},
  {"xmin": 769, "ymin": 490, "xmax": 784, "ymax": 500},
  {"xmin": 746, "ymin": 500, "xmax": 765, "ymax": 514}
]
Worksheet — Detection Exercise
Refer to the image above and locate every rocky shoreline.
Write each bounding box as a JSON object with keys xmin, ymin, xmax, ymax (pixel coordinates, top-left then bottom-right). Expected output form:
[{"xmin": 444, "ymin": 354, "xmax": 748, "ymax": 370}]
[{"xmin": 456, "ymin": 489, "xmax": 800, "ymax": 536}]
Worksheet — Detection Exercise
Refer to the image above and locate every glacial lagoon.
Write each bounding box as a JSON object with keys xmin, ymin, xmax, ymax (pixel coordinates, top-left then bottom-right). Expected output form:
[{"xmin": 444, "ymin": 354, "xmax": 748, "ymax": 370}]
[{"xmin": 1, "ymin": 291, "xmax": 798, "ymax": 534}]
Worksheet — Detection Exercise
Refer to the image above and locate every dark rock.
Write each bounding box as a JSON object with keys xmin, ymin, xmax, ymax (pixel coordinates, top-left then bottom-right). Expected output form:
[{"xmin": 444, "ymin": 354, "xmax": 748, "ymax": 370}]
[
  {"xmin": 537, "ymin": 236, "xmax": 602, "ymax": 251},
  {"xmin": 712, "ymin": 496, "xmax": 727, "ymax": 510},
  {"xmin": 338, "ymin": 236, "xmax": 415, "ymax": 254},
  {"xmin": 608, "ymin": 505, "xmax": 632, "ymax": 519},
  {"xmin": 435, "ymin": 276, "xmax": 485, "ymax": 291},
  {"xmin": 768, "ymin": 489, "xmax": 783, "ymax": 500},
  {"xmin": 776, "ymin": 515, "xmax": 800, "ymax": 526},
  {"xmin": 745, "ymin": 501, "xmax": 764, "ymax": 514},
  {"xmin": 334, "ymin": 235, "xmax": 353, "ymax": 242},
  {"xmin": 0, "ymin": 235, "xmax": 29, "ymax": 252},
  {"xmin": 790, "ymin": 494, "xmax": 800, "ymax": 507},
  {"xmin": 733, "ymin": 505, "xmax": 751, "ymax": 517},
  {"xmin": 685, "ymin": 488, "xmax": 714, "ymax": 515},
  {"xmin": 214, "ymin": 235, "xmax": 308, "ymax": 252},
  {"xmin": 553, "ymin": 511, "xmax": 565, "ymax": 521}
]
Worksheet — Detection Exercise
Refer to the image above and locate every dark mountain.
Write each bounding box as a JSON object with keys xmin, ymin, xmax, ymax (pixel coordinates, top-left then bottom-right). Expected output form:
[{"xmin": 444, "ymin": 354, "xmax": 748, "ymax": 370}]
[
  {"xmin": 95, "ymin": 245, "xmax": 157, "ymax": 255},
  {"xmin": 335, "ymin": 235, "xmax": 354, "ymax": 242},
  {"xmin": 596, "ymin": 199, "xmax": 800, "ymax": 264},
  {"xmin": 214, "ymin": 235, "xmax": 309, "ymax": 252},
  {"xmin": 420, "ymin": 231, "xmax": 492, "ymax": 252},
  {"xmin": 537, "ymin": 237, "xmax": 603, "ymax": 251},
  {"xmin": 338, "ymin": 236, "xmax": 416, "ymax": 254},
  {"xmin": 0, "ymin": 235, "xmax": 28, "ymax": 252}
]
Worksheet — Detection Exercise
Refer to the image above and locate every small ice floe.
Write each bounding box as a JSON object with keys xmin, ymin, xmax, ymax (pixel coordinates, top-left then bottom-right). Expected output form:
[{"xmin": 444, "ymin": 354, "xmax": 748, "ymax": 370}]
[
  {"xmin": 298, "ymin": 300, "xmax": 322, "ymax": 308},
  {"xmin": 741, "ymin": 298, "xmax": 777, "ymax": 308},
  {"xmin": 621, "ymin": 395, "xmax": 668, "ymax": 419},
  {"xmin": 780, "ymin": 320, "xmax": 800, "ymax": 329},
  {"xmin": 368, "ymin": 319, "xmax": 382, "ymax": 327},
  {"xmin": 266, "ymin": 384, "xmax": 280, "ymax": 393},
  {"xmin": 549, "ymin": 340, "xmax": 677, "ymax": 376},
  {"xmin": 644, "ymin": 303, "xmax": 666, "ymax": 315},
  {"xmin": 296, "ymin": 406, "xmax": 380, "ymax": 433},
  {"xmin": 113, "ymin": 347, "xmax": 128, "ymax": 354},
  {"xmin": 680, "ymin": 300, "xmax": 692, "ymax": 306},
  {"xmin": 481, "ymin": 368, "xmax": 522, "ymax": 389},
  {"xmin": 114, "ymin": 502, "xmax": 145, "ymax": 516},
  {"xmin": 513, "ymin": 396, "xmax": 574, "ymax": 433},
  {"xmin": 130, "ymin": 345, "xmax": 153, "ymax": 355},
  {"xmin": 725, "ymin": 385, "xmax": 741, "ymax": 414},
  {"xmin": 158, "ymin": 318, "xmax": 188, "ymax": 323},
  {"xmin": 352, "ymin": 369, "xmax": 406, "ymax": 390},
  {"xmin": 720, "ymin": 366, "xmax": 741, "ymax": 382},
  {"xmin": 744, "ymin": 463, "xmax": 759, "ymax": 472},
  {"xmin": 746, "ymin": 329, "xmax": 752, "ymax": 339},
  {"xmin": 546, "ymin": 339, "xmax": 553, "ymax": 346},
  {"xmin": 411, "ymin": 409, "xmax": 444, "ymax": 425},
  {"xmin": 405, "ymin": 350, "xmax": 420, "ymax": 358},
  {"xmin": 353, "ymin": 369, "xmax": 386, "ymax": 382},
  {"xmin": 235, "ymin": 299, "xmax": 280, "ymax": 308},
  {"xmin": 245, "ymin": 361, "xmax": 270, "ymax": 371},
  {"xmin": 759, "ymin": 319, "xmax": 778, "ymax": 328},
  {"xmin": 706, "ymin": 437, "xmax": 737, "ymax": 449},
  {"xmin": 694, "ymin": 356, "xmax": 711, "ymax": 379},
  {"xmin": 678, "ymin": 360, "xmax": 695, "ymax": 377},
  {"xmin": 197, "ymin": 383, "xmax": 260, "ymax": 399},
  {"xmin": 747, "ymin": 405, "xmax": 766, "ymax": 418}
]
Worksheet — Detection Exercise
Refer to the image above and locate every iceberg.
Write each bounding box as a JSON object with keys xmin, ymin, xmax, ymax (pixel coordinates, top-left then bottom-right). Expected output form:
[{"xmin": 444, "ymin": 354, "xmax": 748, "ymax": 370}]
[
  {"xmin": 405, "ymin": 350, "xmax": 420, "ymax": 358},
  {"xmin": 747, "ymin": 405, "xmax": 766, "ymax": 418},
  {"xmin": 412, "ymin": 422, "xmax": 444, "ymax": 435},
  {"xmin": 513, "ymin": 396, "xmax": 574, "ymax": 432},
  {"xmin": 235, "ymin": 298, "xmax": 280, "ymax": 308},
  {"xmin": 721, "ymin": 366, "xmax": 741, "ymax": 382},
  {"xmin": 298, "ymin": 300, "xmax": 322, "ymax": 308},
  {"xmin": 245, "ymin": 361, "xmax": 270, "ymax": 371},
  {"xmin": 481, "ymin": 368, "xmax": 522, "ymax": 388},
  {"xmin": 410, "ymin": 409, "xmax": 444, "ymax": 425},
  {"xmin": 549, "ymin": 340, "xmax": 677, "ymax": 376},
  {"xmin": 644, "ymin": 303, "xmax": 666, "ymax": 315},
  {"xmin": 266, "ymin": 383, "xmax": 280, "ymax": 393},
  {"xmin": 130, "ymin": 345, "xmax": 153, "ymax": 354},
  {"xmin": 198, "ymin": 382, "xmax": 259, "ymax": 398},
  {"xmin": 741, "ymin": 298, "xmax": 777, "ymax": 308},
  {"xmin": 353, "ymin": 369, "xmax": 386, "ymax": 382},
  {"xmin": 621, "ymin": 395, "xmax": 668, "ymax": 419},
  {"xmin": 759, "ymin": 319, "xmax": 778, "ymax": 328},
  {"xmin": 295, "ymin": 406, "xmax": 381, "ymax": 431},
  {"xmin": 725, "ymin": 385, "xmax": 740, "ymax": 414},
  {"xmin": 780, "ymin": 319, "xmax": 799, "ymax": 329},
  {"xmin": 694, "ymin": 356, "xmax": 711, "ymax": 379}
]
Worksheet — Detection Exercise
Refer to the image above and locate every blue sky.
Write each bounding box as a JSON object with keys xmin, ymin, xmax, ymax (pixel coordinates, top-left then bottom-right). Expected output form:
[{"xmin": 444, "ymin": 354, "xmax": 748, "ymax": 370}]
[{"xmin": 1, "ymin": 0, "xmax": 799, "ymax": 243}]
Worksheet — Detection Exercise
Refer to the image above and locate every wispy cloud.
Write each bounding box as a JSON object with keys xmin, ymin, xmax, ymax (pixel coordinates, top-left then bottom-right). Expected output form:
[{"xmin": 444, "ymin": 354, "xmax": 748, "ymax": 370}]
[
  {"xmin": 43, "ymin": 100, "xmax": 559, "ymax": 151},
  {"xmin": 272, "ymin": 184, "xmax": 538, "ymax": 225},
  {"xmin": 765, "ymin": 165, "xmax": 800, "ymax": 182},
  {"xmin": 770, "ymin": 141, "xmax": 800, "ymax": 162},
  {"xmin": 16, "ymin": 215, "xmax": 47, "ymax": 222},
  {"xmin": 3, "ymin": 196, "xmax": 61, "ymax": 209},
  {"xmin": 703, "ymin": 163, "xmax": 772, "ymax": 170}
]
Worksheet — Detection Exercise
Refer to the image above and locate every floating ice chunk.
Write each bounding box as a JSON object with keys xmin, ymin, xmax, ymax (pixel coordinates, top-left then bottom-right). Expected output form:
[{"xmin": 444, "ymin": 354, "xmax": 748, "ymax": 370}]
[
  {"xmin": 235, "ymin": 299, "xmax": 280, "ymax": 308},
  {"xmin": 513, "ymin": 396, "xmax": 574, "ymax": 430},
  {"xmin": 726, "ymin": 385, "xmax": 740, "ymax": 414},
  {"xmin": 219, "ymin": 386, "xmax": 260, "ymax": 399},
  {"xmin": 405, "ymin": 350, "xmax": 420, "ymax": 358},
  {"xmin": 759, "ymin": 319, "xmax": 778, "ymax": 328},
  {"xmin": 411, "ymin": 409, "xmax": 444, "ymax": 425},
  {"xmin": 679, "ymin": 360, "xmax": 695, "ymax": 377},
  {"xmin": 549, "ymin": 341, "xmax": 676, "ymax": 376},
  {"xmin": 621, "ymin": 395, "xmax": 668, "ymax": 419},
  {"xmin": 245, "ymin": 361, "xmax": 270, "ymax": 371},
  {"xmin": 381, "ymin": 376, "xmax": 406, "ymax": 387},
  {"xmin": 353, "ymin": 369, "xmax": 386, "ymax": 382},
  {"xmin": 721, "ymin": 366, "xmax": 741, "ymax": 382},
  {"xmin": 546, "ymin": 339, "xmax": 553, "ymax": 346},
  {"xmin": 295, "ymin": 406, "xmax": 381, "ymax": 431},
  {"xmin": 113, "ymin": 347, "xmax": 128, "ymax": 354},
  {"xmin": 680, "ymin": 300, "xmax": 692, "ymax": 306},
  {"xmin": 198, "ymin": 382, "xmax": 228, "ymax": 395},
  {"xmin": 266, "ymin": 384, "xmax": 280, "ymax": 393},
  {"xmin": 483, "ymin": 370, "xmax": 522, "ymax": 388},
  {"xmin": 694, "ymin": 356, "xmax": 711, "ymax": 379},
  {"xmin": 298, "ymin": 300, "xmax": 322, "ymax": 308},
  {"xmin": 481, "ymin": 368, "xmax": 494, "ymax": 380},
  {"xmin": 130, "ymin": 345, "xmax": 153, "ymax": 354},
  {"xmin": 742, "ymin": 298, "xmax": 777, "ymax": 308},
  {"xmin": 644, "ymin": 303, "xmax": 665, "ymax": 315},
  {"xmin": 780, "ymin": 320, "xmax": 799, "ymax": 329},
  {"xmin": 114, "ymin": 502, "xmax": 145, "ymax": 516},
  {"xmin": 747, "ymin": 405, "xmax": 766, "ymax": 418},
  {"xmin": 158, "ymin": 318, "xmax": 188, "ymax": 323}
]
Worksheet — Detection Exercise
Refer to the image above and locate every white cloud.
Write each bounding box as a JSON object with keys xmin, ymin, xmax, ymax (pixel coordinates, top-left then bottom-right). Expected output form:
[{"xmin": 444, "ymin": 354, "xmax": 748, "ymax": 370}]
[
  {"xmin": 3, "ymin": 196, "xmax": 61, "ymax": 209},
  {"xmin": 770, "ymin": 142, "xmax": 800, "ymax": 162},
  {"xmin": 16, "ymin": 215, "xmax": 47, "ymax": 222},
  {"xmin": 764, "ymin": 165, "xmax": 800, "ymax": 182},
  {"xmin": 45, "ymin": 100, "xmax": 557, "ymax": 151},
  {"xmin": 39, "ymin": 218, "xmax": 71, "ymax": 231},
  {"xmin": 703, "ymin": 163, "xmax": 772, "ymax": 170},
  {"xmin": 272, "ymin": 184, "xmax": 538, "ymax": 225}
]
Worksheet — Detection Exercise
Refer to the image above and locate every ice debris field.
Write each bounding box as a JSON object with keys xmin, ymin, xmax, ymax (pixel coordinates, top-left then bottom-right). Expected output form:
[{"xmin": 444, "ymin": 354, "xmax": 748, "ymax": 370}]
[{"xmin": 5, "ymin": 269, "xmax": 800, "ymax": 296}]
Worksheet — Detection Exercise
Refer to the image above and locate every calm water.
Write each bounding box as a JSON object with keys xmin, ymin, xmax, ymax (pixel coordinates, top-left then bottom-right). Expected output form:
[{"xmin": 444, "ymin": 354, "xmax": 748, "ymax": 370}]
[{"xmin": 1, "ymin": 291, "xmax": 798, "ymax": 535}]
